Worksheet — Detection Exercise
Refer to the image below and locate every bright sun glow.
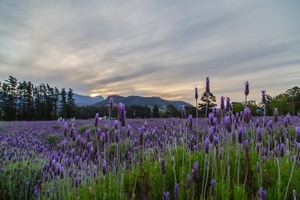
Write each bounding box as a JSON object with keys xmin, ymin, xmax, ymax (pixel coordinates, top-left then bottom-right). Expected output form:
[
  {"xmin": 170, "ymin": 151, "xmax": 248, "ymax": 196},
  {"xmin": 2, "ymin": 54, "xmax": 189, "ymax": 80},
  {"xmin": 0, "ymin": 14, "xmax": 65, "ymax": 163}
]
[{"xmin": 90, "ymin": 93, "xmax": 100, "ymax": 97}]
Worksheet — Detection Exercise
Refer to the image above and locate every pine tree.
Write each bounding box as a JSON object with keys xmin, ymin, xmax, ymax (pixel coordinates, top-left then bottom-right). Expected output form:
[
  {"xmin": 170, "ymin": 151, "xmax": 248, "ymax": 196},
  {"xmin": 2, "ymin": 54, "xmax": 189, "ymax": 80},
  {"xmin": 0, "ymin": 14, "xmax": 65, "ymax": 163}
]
[
  {"xmin": 66, "ymin": 88, "xmax": 76, "ymax": 119},
  {"xmin": 198, "ymin": 91, "xmax": 217, "ymax": 117},
  {"xmin": 60, "ymin": 88, "xmax": 67, "ymax": 118}
]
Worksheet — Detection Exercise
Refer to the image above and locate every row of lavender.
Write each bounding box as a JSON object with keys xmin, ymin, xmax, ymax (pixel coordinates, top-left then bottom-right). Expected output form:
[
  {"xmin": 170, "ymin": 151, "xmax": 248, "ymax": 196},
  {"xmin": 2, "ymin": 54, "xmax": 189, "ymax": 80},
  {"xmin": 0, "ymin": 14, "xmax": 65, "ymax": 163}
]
[{"xmin": 1, "ymin": 109, "xmax": 300, "ymax": 199}]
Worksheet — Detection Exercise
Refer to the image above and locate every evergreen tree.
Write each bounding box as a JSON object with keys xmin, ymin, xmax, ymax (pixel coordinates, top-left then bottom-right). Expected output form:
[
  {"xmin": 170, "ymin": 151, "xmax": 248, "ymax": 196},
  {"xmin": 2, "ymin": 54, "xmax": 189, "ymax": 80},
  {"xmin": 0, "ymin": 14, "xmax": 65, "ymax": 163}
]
[
  {"xmin": 0, "ymin": 82, "xmax": 10, "ymax": 120},
  {"xmin": 60, "ymin": 88, "xmax": 67, "ymax": 118},
  {"xmin": 198, "ymin": 91, "xmax": 217, "ymax": 117},
  {"xmin": 66, "ymin": 88, "xmax": 76, "ymax": 118},
  {"xmin": 53, "ymin": 87, "xmax": 60, "ymax": 120},
  {"xmin": 2, "ymin": 76, "xmax": 18, "ymax": 120}
]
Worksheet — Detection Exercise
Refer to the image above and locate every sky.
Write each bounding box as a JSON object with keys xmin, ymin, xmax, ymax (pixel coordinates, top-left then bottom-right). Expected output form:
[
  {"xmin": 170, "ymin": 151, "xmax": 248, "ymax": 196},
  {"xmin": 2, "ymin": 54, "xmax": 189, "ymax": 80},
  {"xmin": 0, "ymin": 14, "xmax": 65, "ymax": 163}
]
[{"xmin": 1, "ymin": 0, "xmax": 300, "ymax": 105}]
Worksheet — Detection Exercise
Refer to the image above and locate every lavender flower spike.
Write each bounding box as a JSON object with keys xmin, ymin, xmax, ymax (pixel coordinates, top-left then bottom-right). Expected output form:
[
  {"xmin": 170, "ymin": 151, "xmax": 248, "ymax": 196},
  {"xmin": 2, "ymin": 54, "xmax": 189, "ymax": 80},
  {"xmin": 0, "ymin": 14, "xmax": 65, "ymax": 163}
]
[
  {"xmin": 261, "ymin": 90, "xmax": 267, "ymax": 105},
  {"xmin": 195, "ymin": 87, "xmax": 198, "ymax": 100},
  {"xmin": 192, "ymin": 161, "xmax": 199, "ymax": 182},
  {"xmin": 102, "ymin": 159, "xmax": 107, "ymax": 175},
  {"xmin": 164, "ymin": 191, "xmax": 170, "ymax": 200},
  {"xmin": 226, "ymin": 97, "xmax": 232, "ymax": 112},
  {"xmin": 204, "ymin": 137, "xmax": 210, "ymax": 154},
  {"xmin": 244, "ymin": 81, "xmax": 249, "ymax": 96},
  {"xmin": 211, "ymin": 179, "xmax": 216, "ymax": 196},
  {"xmin": 206, "ymin": 77, "xmax": 210, "ymax": 94},
  {"xmin": 118, "ymin": 102, "xmax": 126, "ymax": 127},
  {"xmin": 258, "ymin": 187, "xmax": 267, "ymax": 200},
  {"xmin": 174, "ymin": 183, "xmax": 179, "ymax": 200},
  {"xmin": 94, "ymin": 113, "xmax": 99, "ymax": 127},
  {"xmin": 220, "ymin": 96, "xmax": 225, "ymax": 110}
]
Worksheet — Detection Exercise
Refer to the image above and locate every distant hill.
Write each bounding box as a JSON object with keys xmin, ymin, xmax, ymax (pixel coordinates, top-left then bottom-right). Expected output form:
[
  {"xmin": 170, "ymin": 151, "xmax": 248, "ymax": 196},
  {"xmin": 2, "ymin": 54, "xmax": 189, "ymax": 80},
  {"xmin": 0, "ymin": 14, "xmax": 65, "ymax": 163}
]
[
  {"xmin": 96, "ymin": 95, "xmax": 191, "ymax": 110},
  {"xmin": 74, "ymin": 93, "xmax": 104, "ymax": 106}
]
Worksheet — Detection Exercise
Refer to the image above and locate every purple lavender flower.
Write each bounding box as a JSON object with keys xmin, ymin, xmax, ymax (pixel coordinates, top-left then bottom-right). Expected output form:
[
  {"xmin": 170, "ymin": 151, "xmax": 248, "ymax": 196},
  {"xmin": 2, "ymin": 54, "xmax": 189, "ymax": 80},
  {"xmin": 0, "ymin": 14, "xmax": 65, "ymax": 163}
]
[
  {"xmin": 261, "ymin": 90, "xmax": 266, "ymax": 105},
  {"xmin": 220, "ymin": 96, "xmax": 225, "ymax": 110},
  {"xmin": 63, "ymin": 122, "xmax": 68, "ymax": 137},
  {"xmin": 195, "ymin": 87, "xmax": 198, "ymax": 100},
  {"xmin": 256, "ymin": 127, "xmax": 262, "ymax": 143},
  {"xmin": 174, "ymin": 183, "xmax": 179, "ymax": 200},
  {"xmin": 211, "ymin": 179, "xmax": 216, "ymax": 196},
  {"xmin": 258, "ymin": 187, "xmax": 267, "ymax": 200},
  {"xmin": 226, "ymin": 97, "xmax": 232, "ymax": 112},
  {"xmin": 213, "ymin": 135, "xmax": 219, "ymax": 146},
  {"xmin": 115, "ymin": 129, "xmax": 119, "ymax": 143},
  {"xmin": 224, "ymin": 116, "xmax": 232, "ymax": 133},
  {"xmin": 206, "ymin": 77, "xmax": 210, "ymax": 94},
  {"xmin": 204, "ymin": 137, "xmax": 210, "ymax": 154},
  {"xmin": 192, "ymin": 161, "xmax": 199, "ymax": 182},
  {"xmin": 244, "ymin": 81, "xmax": 249, "ymax": 96},
  {"xmin": 164, "ymin": 191, "xmax": 170, "ymax": 200},
  {"xmin": 94, "ymin": 113, "xmax": 99, "ymax": 127},
  {"xmin": 118, "ymin": 102, "xmax": 126, "ymax": 127},
  {"xmin": 266, "ymin": 120, "xmax": 273, "ymax": 129},
  {"xmin": 114, "ymin": 120, "xmax": 119, "ymax": 129},
  {"xmin": 86, "ymin": 129, "xmax": 91, "ymax": 141},
  {"xmin": 34, "ymin": 189, "xmax": 38, "ymax": 199},
  {"xmin": 102, "ymin": 159, "xmax": 107, "ymax": 175},
  {"xmin": 243, "ymin": 107, "xmax": 252, "ymax": 123}
]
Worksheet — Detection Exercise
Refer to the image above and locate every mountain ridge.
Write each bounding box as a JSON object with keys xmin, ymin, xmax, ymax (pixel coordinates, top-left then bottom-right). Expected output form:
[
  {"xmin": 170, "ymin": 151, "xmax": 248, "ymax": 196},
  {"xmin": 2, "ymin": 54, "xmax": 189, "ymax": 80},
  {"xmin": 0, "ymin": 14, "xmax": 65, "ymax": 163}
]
[
  {"xmin": 94, "ymin": 95, "xmax": 192, "ymax": 110},
  {"xmin": 74, "ymin": 93, "xmax": 104, "ymax": 106}
]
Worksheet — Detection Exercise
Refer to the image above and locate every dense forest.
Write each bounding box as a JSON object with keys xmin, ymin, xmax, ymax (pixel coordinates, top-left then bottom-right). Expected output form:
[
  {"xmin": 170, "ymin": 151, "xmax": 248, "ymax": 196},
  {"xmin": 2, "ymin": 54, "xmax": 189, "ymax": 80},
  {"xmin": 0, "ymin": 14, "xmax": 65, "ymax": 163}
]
[
  {"xmin": 1, "ymin": 76, "xmax": 299, "ymax": 121},
  {"xmin": 0, "ymin": 76, "xmax": 76, "ymax": 121}
]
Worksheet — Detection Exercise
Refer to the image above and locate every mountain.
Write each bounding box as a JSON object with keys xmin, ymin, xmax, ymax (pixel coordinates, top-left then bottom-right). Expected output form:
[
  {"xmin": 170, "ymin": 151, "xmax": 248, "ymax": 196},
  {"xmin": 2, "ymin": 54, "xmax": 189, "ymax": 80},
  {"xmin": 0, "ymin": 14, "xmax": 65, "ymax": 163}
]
[
  {"xmin": 96, "ymin": 95, "xmax": 192, "ymax": 110},
  {"xmin": 74, "ymin": 93, "xmax": 104, "ymax": 106}
]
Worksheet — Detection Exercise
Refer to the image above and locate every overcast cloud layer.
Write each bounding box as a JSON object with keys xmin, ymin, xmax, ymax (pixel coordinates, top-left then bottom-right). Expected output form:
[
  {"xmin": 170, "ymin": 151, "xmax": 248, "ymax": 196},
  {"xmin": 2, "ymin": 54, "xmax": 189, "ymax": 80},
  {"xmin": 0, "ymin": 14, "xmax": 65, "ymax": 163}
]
[{"xmin": 1, "ymin": 0, "xmax": 300, "ymax": 104}]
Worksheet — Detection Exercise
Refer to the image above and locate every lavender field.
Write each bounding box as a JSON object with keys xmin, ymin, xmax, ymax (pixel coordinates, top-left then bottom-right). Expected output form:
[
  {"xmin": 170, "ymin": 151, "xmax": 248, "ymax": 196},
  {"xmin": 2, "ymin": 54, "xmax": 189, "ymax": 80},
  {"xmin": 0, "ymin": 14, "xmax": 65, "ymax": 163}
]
[{"xmin": 1, "ymin": 109, "xmax": 300, "ymax": 200}]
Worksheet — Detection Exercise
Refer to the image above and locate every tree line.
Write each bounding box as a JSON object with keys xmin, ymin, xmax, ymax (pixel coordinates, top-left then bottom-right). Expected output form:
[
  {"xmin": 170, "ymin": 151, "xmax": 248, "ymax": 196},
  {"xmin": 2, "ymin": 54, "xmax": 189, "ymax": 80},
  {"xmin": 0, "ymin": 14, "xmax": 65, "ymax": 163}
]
[
  {"xmin": 1, "ymin": 76, "xmax": 299, "ymax": 121},
  {"xmin": 0, "ymin": 76, "xmax": 76, "ymax": 121},
  {"xmin": 74, "ymin": 104, "xmax": 196, "ymax": 119}
]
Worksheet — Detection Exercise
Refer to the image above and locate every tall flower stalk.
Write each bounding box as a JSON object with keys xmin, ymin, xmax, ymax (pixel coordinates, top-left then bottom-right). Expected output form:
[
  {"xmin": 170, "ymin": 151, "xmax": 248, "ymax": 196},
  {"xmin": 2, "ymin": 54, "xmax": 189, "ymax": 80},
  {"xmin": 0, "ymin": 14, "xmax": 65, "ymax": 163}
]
[
  {"xmin": 205, "ymin": 77, "xmax": 210, "ymax": 119},
  {"xmin": 244, "ymin": 81, "xmax": 249, "ymax": 107},
  {"xmin": 261, "ymin": 90, "xmax": 267, "ymax": 126},
  {"xmin": 195, "ymin": 87, "xmax": 199, "ymax": 149},
  {"xmin": 262, "ymin": 90, "xmax": 266, "ymax": 115}
]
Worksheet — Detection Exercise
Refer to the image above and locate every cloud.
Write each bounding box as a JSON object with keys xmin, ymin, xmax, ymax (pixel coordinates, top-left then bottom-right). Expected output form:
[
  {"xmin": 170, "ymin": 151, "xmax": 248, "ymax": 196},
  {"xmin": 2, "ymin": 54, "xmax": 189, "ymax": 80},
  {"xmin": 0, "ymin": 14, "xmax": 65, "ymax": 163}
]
[{"xmin": 0, "ymin": 0, "xmax": 300, "ymax": 105}]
